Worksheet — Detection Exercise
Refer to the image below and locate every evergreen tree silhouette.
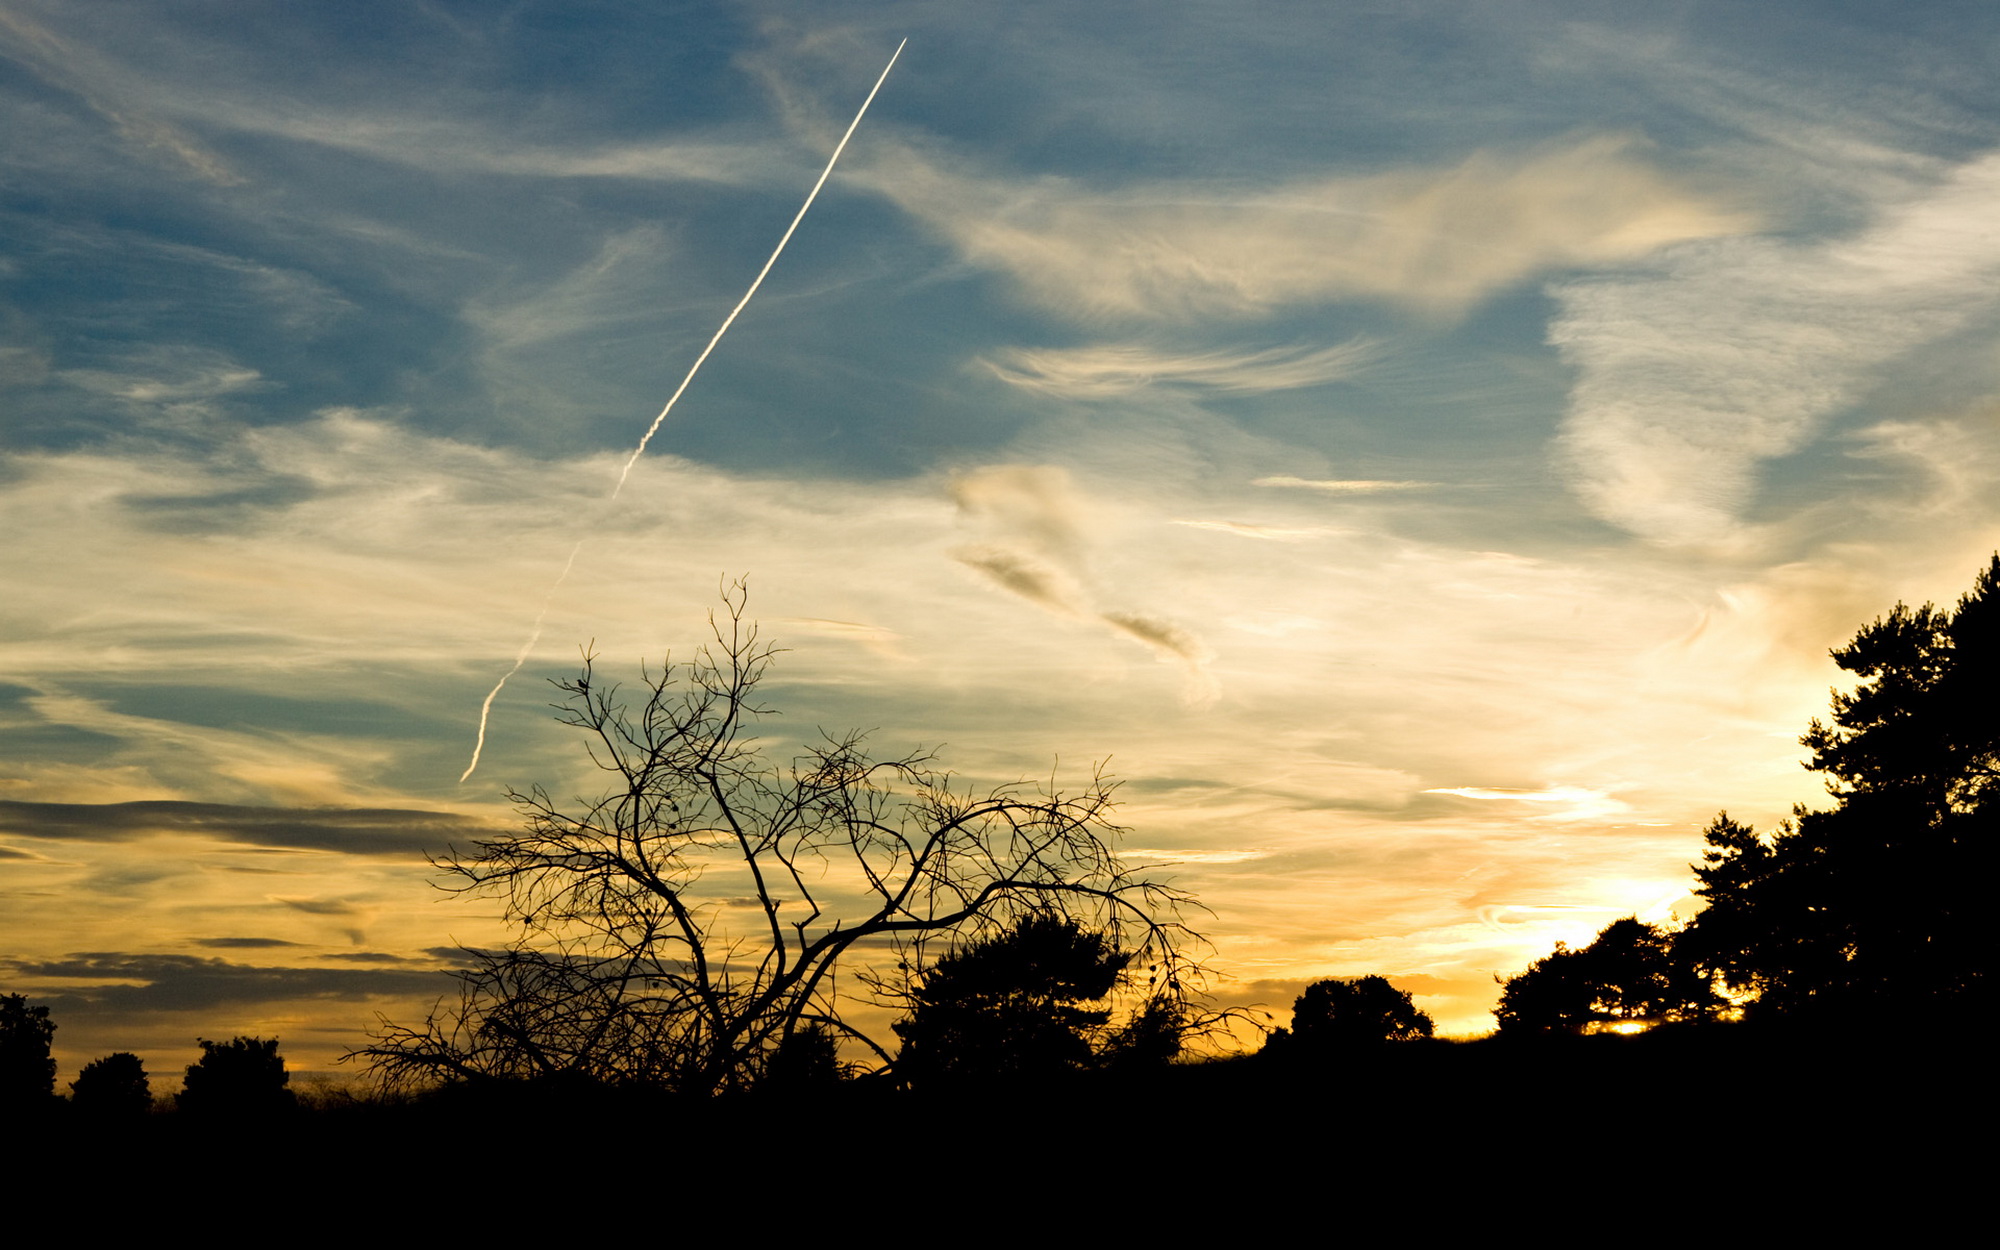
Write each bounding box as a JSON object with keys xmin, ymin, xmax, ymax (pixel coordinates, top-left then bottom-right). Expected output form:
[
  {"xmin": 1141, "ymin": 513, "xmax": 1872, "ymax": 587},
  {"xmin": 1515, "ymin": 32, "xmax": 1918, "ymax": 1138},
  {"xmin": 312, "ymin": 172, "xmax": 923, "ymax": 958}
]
[
  {"xmin": 893, "ymin": 916, "xmax": 1127, "ymax": 1085},
  {"xmin": 1678, "ymin": 556, "xmax": 2000, "ymax": 1020}
]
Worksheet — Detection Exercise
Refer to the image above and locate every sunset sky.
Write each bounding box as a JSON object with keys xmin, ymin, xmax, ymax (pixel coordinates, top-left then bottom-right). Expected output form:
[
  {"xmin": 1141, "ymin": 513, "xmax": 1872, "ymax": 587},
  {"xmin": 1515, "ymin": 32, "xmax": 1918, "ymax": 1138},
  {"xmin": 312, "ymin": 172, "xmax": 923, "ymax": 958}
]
[{"xmin": 6, "ymin": 0, "xmax": 2000, "ymax": 1078}]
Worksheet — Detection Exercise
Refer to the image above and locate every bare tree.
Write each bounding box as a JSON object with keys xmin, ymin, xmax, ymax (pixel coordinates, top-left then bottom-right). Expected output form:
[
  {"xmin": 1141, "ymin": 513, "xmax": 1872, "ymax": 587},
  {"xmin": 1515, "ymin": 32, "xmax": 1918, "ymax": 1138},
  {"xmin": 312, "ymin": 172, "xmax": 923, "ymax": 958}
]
[{"xmin": 357, "ymin": 583, "xmax": 1202, "ymax": 1094}]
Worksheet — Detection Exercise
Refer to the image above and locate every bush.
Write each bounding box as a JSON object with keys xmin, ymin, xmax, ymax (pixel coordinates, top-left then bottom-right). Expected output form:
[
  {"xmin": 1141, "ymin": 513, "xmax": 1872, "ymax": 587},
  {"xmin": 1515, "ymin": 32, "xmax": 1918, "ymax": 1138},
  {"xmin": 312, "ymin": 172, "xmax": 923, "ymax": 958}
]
[
  {"xmin": 179, "ymin": 1037, "xmax": 294, "ymax": 1115},
  {"xmin": 71, "ymin": 1052, "xmax": 153, "ymax": 1117},
  {"xmin": 1279, "ymin": 976, "xmax": 1434, "ymax": 1051}
]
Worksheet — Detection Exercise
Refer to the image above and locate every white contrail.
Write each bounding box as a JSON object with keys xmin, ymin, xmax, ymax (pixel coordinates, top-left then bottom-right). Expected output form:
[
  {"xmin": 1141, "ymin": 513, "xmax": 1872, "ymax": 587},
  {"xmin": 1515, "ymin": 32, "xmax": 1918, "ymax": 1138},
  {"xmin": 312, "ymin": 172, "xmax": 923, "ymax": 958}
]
[
  {"xmin": 461, "ymin": 39, "xmax": 907, "ymax": 783},
  {"xmin": 613, "ymin": 37, "xmax": 907, "ymax": 496},
  {"xmin": 459, "ymin": 540, "xmax": 583, "ymax": 783}
]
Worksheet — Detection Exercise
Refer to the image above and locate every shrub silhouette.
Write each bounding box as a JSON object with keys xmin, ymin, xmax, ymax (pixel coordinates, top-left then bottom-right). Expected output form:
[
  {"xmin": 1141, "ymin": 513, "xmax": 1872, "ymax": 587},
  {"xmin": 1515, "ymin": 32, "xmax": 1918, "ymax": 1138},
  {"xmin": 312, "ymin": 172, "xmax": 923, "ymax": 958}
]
[
  {"xmin": 1275, "ymin": 976, "xmax": 1433, "ymax": 1053},
  {"xmin": 71, "ymin": 1052, "xmax": 152, "ymax": 1117},
  {"xmin": 179, "ymin": 1036, "xmax": 294, "ymax": 1115}
]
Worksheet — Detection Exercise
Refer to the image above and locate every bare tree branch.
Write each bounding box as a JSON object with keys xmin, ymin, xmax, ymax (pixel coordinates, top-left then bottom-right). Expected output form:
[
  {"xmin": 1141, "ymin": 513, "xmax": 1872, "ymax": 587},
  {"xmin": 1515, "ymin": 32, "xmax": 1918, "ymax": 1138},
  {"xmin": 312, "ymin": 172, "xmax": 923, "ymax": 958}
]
[{"xmin": 351, "ymin": 582, "xmax": 1207, "ymax": 1094}]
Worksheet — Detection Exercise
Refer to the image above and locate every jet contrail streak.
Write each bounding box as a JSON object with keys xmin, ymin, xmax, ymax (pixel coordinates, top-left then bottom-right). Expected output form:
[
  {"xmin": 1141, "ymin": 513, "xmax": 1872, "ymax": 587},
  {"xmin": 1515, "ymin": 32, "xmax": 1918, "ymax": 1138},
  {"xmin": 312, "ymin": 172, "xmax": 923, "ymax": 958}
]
[
  {"xmin": 462, "ymin": 39, "xmax": 906, "ymax": 782},
  {"xmin": 613, "ymin": 36, "xmax": 907, "ymax": 497},
  {"xmin": 460, "ymin": 539, "xmax": 585, "ymax": 783}
]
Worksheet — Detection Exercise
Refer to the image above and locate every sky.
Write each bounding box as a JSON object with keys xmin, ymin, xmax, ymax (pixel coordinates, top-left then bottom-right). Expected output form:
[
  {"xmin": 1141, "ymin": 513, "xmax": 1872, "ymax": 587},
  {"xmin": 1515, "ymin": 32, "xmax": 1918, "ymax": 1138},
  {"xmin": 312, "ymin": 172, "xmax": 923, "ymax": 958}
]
[{"xmin": 5, "ymin": 0, "xmax": 2000, "ymax": 1079}]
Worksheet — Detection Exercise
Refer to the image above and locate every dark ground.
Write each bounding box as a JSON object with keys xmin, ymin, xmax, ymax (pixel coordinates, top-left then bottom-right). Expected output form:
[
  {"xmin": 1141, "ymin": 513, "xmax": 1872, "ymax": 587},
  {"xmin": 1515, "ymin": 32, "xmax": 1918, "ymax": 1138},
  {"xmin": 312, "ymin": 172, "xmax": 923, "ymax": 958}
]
[{"xmin": 17, "ymin": 1024, "xmax": 1988, "ymax": 1228}]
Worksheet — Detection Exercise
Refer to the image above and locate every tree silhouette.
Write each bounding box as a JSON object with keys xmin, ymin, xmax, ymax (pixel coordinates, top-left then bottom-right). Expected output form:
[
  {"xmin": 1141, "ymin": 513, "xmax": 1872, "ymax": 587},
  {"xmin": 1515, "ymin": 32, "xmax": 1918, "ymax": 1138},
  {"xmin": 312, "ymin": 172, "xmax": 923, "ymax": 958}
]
[
  {"xmin": 70, "ymin": 1052, "xmax": 152, "ymax": 1117},
  {"xmin": 1277, "ymin": 976, "xmax": 1434, "ymax": 1051},
  {"xmin": 357, "ymin": 585, "xmax": 1204, "ymax": 1095},
  {"xmin": 891, "ymin": 915, "xmax": 1128, "ymax": 1086},
  {"xmin": 1495, "ymin": 918, "xmax": 1719, "ymax": 1035},
  {"xmin": 1678, "ymin": 556, "xmax": 1999, "ymax": 1019},
  {"xmin": 0, "ymin": 994, "xmax": 55, "ymax": 1106},
  {"xmin": 179, "ymin": 1036, "xmax": 293, "ymax": 1115}
]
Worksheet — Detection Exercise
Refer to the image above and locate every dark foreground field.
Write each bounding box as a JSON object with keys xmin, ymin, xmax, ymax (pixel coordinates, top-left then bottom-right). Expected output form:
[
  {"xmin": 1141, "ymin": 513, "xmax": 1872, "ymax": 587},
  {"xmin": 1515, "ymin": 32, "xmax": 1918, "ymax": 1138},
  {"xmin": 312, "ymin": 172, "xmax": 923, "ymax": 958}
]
[{"xmin": 19, "ymin": 1022, "xmax": 1988, "ymax": 1229}]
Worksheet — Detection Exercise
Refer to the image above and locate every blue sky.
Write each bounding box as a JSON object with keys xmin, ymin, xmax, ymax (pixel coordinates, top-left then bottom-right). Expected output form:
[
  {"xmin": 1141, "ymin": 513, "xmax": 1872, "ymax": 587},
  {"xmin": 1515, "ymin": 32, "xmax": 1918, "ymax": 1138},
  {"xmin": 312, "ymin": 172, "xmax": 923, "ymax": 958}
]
[{"xmin": 5, "ymin": 0, "xmax": 2000, "ymax": 1073}]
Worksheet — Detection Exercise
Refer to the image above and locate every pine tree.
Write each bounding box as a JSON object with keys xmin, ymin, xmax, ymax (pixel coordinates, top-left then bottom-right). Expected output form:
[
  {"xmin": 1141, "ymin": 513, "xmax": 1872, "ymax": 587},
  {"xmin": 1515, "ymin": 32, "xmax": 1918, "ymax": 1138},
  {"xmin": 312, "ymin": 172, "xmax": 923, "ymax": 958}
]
[{"xmin": 1679, "ymin": 557, "xmax": 1999, "ymax": 1018}]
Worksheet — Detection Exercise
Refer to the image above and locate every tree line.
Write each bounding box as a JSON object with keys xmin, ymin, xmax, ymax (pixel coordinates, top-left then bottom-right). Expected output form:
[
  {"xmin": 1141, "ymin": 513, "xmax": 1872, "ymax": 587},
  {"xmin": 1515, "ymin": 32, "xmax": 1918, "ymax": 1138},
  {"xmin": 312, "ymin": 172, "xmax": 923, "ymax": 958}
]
[{"xmin": 0, "ymin": 1001, "xmax": 293, "ymax": 1117}]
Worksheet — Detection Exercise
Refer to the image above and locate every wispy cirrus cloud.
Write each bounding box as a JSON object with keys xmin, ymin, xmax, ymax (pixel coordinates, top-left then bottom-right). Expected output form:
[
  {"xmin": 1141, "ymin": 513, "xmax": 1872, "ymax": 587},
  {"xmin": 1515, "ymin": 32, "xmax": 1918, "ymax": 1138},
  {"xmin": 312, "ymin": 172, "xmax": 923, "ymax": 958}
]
[
  {"xmin": 863, "ymin": 133, "xmax": 1752, "ymax": 322},
  {"xmin": 0, "ymin": 3, "xmax": 778, "ymax": 191},
  {"xmin": 58, "ymin": 347, "xmax": 265, "ymax": 405},
  {"xmin": 1171, "ymin": 520, "xmax": 1336, "ymax": 542},
  {"xmin": 0, "ymin": 4, "xmax": 241, "ymax": 184},
  {"xmin": 981, "ymin": 339, "xmax": 1374, "ymax": 399},
  {"xmin": 218, "ymin": 111, "xmax": 774, "ymax": 186},
  {"xmin": 1254, "ymin": 476, "xmax": 1433, "ymax": 495},
  {"xmin": 1553, "ymin": 147, "xmax": 2000, "ymax": 546},
  {"xmin": 1425, "ymin": 785, "xmax": 1631, "ymax": 823}
]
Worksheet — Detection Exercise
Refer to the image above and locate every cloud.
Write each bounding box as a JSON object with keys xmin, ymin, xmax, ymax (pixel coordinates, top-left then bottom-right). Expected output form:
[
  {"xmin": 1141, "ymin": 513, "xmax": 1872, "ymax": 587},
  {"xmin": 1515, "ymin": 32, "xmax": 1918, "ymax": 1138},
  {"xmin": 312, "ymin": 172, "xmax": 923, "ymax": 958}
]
[
  {"xmin": 0, "ymin": 799, "xmax": 498, "ymax": 858},
  {"xmin": 1100, "ymin": 611, "xmax": 1212, "ymax": 668},
  {"xmin": 949, "ymin": 464, "xmax": 1088, "ymax": 564},
  {"xmin": 271, "ymin": 897, "xmax": 367, "ymax": 917},
  {"xmin": 864, "ymin": 133, "xmax": 1751, "ymax": 322},
  {"xmin": 1553, "ymin": 147, "xmax": 2000, "ymax": 545},
  {"xmin": 951, "ymin": 545, "xmax": 1092, "ymax": 618},
  {"xmin": 0, "ymin": 4, "xmax": 775, "ymax": 192},
  {"xmin": 777, "ymin": 617, "xmax": 908, "ymax": 664},
  {"xmin": 271, "ymin": 896, "xmax": 376, "ymax": 946},
  {"xmin": 57, "ymin": 345, "xmax": 265, "ymax": 405},
  {"xmin": 0, "ymin": 6, "xmax": 242, "ymax": 184},
  {"xmin": 1172, "ymin": 520, "xmax": 1335, "ymax": 541},
  {"xmin": 1845, "ymin": 415, "xmax": 2000, "ymax": 519},
  {"xmin": 948, "ymin": 465, "xmax": 1098, "ymax": 617},
  {"xmin": 1, "ymin": 951, "xmax": 447, "ymax": 1015},
  {"xmin": 239, "ymin": 115, "xmax": 770, "ymax": 186},
  {"xmin": 0, "ymin": 670, "xmax": 464, "ymax": 807},
  {"xmin": 1121, "ymin": 846, "xmax": 1271, "ymax": 865},
  {"xmin": 1254, "ymin": 476, "xmax": 1431, "ymax": 494},
  {"xmin": 1425, "ymin": 786, "xmax": 1632, "ymax": 823},
  {"xmin": 948, "ymin": 465, "xmax": 1213, "ymax": 693},
  {"xmin": 981, "ymin": 339, "xmax": 1374, "ymax": 399}
]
